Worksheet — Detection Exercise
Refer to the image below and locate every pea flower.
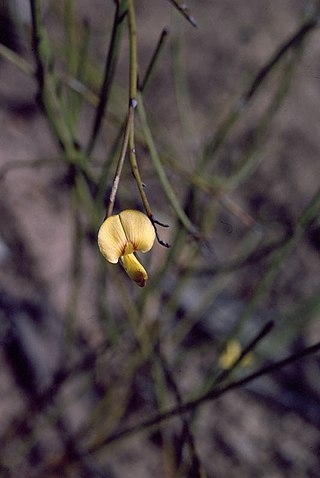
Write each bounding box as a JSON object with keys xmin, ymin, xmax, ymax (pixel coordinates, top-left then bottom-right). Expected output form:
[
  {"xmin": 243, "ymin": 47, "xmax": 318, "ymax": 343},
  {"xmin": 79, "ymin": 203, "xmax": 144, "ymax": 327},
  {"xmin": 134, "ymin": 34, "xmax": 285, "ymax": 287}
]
[
  {"xmin": 219, "ymin": 339, "xmax": 253, "ymax": 370},
  {"xmin": 98, "ymin": 209, "xmax": 156, "ymax": 287}
]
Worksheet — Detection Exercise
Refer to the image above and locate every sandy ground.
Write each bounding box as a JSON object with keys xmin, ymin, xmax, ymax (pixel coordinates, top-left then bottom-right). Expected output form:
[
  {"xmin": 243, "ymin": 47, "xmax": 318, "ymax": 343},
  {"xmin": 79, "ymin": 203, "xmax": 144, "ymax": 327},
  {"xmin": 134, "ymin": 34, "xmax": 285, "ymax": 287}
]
[{"xmin": 0, "ymin": 1, "xmax": 320, "ymax": 477}]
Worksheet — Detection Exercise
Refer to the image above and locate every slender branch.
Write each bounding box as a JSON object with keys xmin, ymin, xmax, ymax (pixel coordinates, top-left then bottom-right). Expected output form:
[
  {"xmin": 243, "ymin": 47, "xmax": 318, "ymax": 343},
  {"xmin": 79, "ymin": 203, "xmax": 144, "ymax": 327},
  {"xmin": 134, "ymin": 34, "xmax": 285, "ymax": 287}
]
[
  {"xmin": 126, "ymin": 0, "xmax": 170, "ymax": 246},
  {"xmin": 0, "ymin": 43, "xmax": 34, "ymax": 75},
  {"xmin": 127, "ymin": 0, "xmax": 152, "ymax": 216},
  {"xmin": 215, "ymin": 320, "xmax": 274, "ymax": 385},
  {"xmin": 106, "ymin": 101, "xmax": 135, "ymax": 218},
  {"xmin": 127, "ymin": 0, "xmax": 137, "ymax": 101},
  {"xmin": 243, "ymin": 15, "xmax": 319, "ymax": 102},
  {"xmin": 137, "ymin": 91, "xmax": 200, "ymax": 240},
  {"xmin": 86, "ymin": 0, "xmax": 128, "ymax": 155},
  {"xmin": 0, "ymin": 340, "xmax": 111, "ymax": 449},
  {"xmin": 201, "ymin": 12, "xmax": 319, "ymax": 169},
  {"xmin": 128, "ymin": 114, "xmax": 171, "ymax": 248},
  {"xmin": 65, "ymin": 17, "xmax": 91, "ymax": 132},
  {"xmin": 128, "ymin": 119, "xmax": 152, "ymax": 216},
  {"xmin": 64, "ymin": 0, "xmax": 77, "ymax": 75},
  {"xmin": 233, "ymin": 187, "xmax": 320, "ymax": 334},
  {"xmin": 155, "ymin": 348, "xmax": 204, "ymax": 475},
  {"xmin": 167, "ymin": 0, "xmax": 197, "ymax": 28},
  {"xmin": 0, "ymin": 158, "xmax": 60, "ymax": 181},
  {"xmin": 88, "ymin": 340, "xmax": 320, "ymax": 449},
  {"xmin": 139, "ymin": 27, "xmax": 169, "ymax": 92},
  {"xmin": 151, "ymin": 217, "xmax": 170, "ymax": 248},
  {"xmin": 105, "ymin": 0, "xmax": 138, "ymax": 219},
  {"xmin": 188, "ymin": 235, "xmax": 288, "ymax": 275},
  {"xmin": 29, "ymin": 0, "xmax": 77, "ymax": 160}
]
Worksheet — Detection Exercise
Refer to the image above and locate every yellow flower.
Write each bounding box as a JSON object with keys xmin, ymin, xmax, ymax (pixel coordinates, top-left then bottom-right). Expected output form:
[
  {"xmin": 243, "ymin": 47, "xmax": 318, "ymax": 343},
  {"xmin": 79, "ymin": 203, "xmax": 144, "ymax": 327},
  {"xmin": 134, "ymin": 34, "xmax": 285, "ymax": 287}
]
[
  {"xmin": 219, "ymin": 339, "xmax": 253, "ymax": 370},
  {"xmin": 98, "ymin": 210, "xmax": 156, "ymax": 287}
]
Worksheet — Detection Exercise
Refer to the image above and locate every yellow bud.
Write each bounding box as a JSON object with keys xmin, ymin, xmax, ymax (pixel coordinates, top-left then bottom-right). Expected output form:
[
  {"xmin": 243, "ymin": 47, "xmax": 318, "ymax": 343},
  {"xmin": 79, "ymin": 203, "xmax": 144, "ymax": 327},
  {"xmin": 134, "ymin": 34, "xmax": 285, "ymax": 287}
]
[
  {"xmin": 219, "ymin": 339, "xmax": 254, "ymax": 369},
  {"xmin": 219, "ymin": 340, "xmax": 241, "ymax": 370}
]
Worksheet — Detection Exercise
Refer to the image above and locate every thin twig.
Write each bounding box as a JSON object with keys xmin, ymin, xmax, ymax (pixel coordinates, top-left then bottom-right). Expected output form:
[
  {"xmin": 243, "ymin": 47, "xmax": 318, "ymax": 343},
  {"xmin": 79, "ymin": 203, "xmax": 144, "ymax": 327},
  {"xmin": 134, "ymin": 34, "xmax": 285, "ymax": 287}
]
[
  {"xmin": 0, "ymin": 340, "xmax": 110, "ymax": 449},
  {"xmin": 201, "ymin": 12, "xmax": 319, "ymax": 168},
  {"xmin": 29, "ymin": 0, "xmax": 78, "ymax": 161},
  {"xmin": 214, "ymin": 320, "xmax": 274, "ymax": 385},
  {"xmin": 0, "ymin": 158, "xmax": 60, "ymax": 181},
  {"xmin": 127, "ymin": 1, "xmax": 171, "ymax": 247},
  {"xmin": 137, "ymin": 91, "xmax": 200, "ymax": 241},
  {"xmin": 0, "ymin": 43, "xmax": 34, "ymax": 75},
  {"xmin": 127, "ymin": 0, "xmax": 137, "ymax": 101},
  {"xmin": 231, "ymin": 187, "xmax": 320, "ymax": 338},
  {"xmin": 86, "ymin": 0, "xmax": 128, "ymax": 155},
  {"xmin": 167, "ymin": 0, "xmax": 197, "ymax": 28},
  {"xmin": 88, "ymin": 340, "xmax": 320, "ymax": 449},
  {"xmin": 243, "ymin": 15, "xmax": 319, "ymax": 102},
  {"xmin": 106, "ymin": 101, "xmax": 135, "ymax": 218},
  {"xmin": 155, "ymin": 348, "xmax": 205, "ymax": 476},
  {"xmin": 105, "ymin": 0, "xmax": 139, "ymax": 219},
  {"xmin": 139, "ymin": 27, "xmax": 169, "ymax": 92}
]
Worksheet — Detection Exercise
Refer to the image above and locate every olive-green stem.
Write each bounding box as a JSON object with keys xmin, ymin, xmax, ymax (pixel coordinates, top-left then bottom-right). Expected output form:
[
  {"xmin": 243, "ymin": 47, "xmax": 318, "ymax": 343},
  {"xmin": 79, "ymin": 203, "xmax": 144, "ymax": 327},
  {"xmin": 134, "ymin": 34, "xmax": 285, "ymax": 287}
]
[
  {"xmin": 106, "ymin": 104, "xmax": 134, "ymax": 218},
  {"xmin": 229, "ymin": 186, "xmax": 320, "ymax": 341},
  {"xmin": 127, "ymin": 1, "xmax": 155, "ymax": 218},
  {"xmin": 127, "ymin": 0, "xmax": 137, "ymax": 101},
  {"xmin": 87, "ymin": 340, "xmax": 320, "ymax": 449},
  {"xmin": 129, "ymin": 119, "xmax": 153, "ymax": 216},
  {"xmin": 139, "ymin": 28, "xmax": 169, "ymax": 92},
  {"xmin": 105, "ymin": 0, "xmax": 138, "ymax": 219},
  {"xmin": 168, "ymin": 0, "xmax": 197, "ymax": 27},
  {"xmin": 137, "ymin": 91, "xmax": 199, "ymax": 238},
  {"xmin": 86, "ymin": 0, "xmax": 128, "ymax": 155},
  {"xmin": 29, "ymin": 0, "xmax": 79, "ymax": 163},
  {"xmin": 0, "ymin": 43, "xmax": 34, "ymax": 75}
]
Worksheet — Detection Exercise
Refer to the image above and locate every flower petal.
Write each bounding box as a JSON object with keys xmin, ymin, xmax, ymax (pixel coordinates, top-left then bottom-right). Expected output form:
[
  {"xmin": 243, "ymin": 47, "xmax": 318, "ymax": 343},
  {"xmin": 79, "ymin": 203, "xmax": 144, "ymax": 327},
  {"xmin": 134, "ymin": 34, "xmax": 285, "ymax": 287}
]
[
  {"xmin": 120, "ymin": 253, "xmax": 148, "ymax": 287},
  {"xmin": 98, "ymin": 215, "xmax": 127, "ymax": 263},
  {"xmin": 119, "ymin": 210, "xmax": 155, "ymax": 253},
  {"xmin": 218, "ymin": 340, "xmax": 241, "ymax": 370}
]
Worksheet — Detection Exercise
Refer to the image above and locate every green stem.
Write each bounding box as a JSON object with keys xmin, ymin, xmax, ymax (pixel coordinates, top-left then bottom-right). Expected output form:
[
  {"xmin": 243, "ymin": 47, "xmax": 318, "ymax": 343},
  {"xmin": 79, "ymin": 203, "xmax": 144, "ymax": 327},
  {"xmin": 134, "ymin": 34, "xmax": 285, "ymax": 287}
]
[
  {"xmin": 137, "ymin": 91, "xmax": 199, "ymax": 238},
  {"xmin": 168, "ymin": 0, "xmax": 197, "ymax": 27},
  {"xmin": 86, "ymin": 0, "xmax": 128, "ymax": 155},
  {"xmin": 29, "ymin": 0, "xmax": 83, "ymax": 165},
  {"xmin": 126, "ymin": 1, "xmax": 160, "ymax": 226},
  {"xmin": 230, "ymin": 187, "xmax": 320, "ymax": 340},
  {"xmin": 139, "ymin": 28, "xmax": 169, "ymax": 92},
  {"xmin": 104, "ymin": 0, "xmax": 138, "ymax": 219},
  {"xmin": 127, "ymin": 0, "xmax": 137, "ymax": 101},
  {"xmin": 128, "ymin": 119, "xmax": 153, "ymax": 216},
  {"xmin": 0, "ymin": 43, "xmax": 34, "ymax": 75},
  {"xmin": 106, "ymin": 104, "xmax": 134, "ymax": 217},
  {"xmin": 88, "ymin": 340, "xmax": 320, "ymax": 449},
  {"xmin": 201, "ymin": 12, "xmax": 319, "ymax": 173}
]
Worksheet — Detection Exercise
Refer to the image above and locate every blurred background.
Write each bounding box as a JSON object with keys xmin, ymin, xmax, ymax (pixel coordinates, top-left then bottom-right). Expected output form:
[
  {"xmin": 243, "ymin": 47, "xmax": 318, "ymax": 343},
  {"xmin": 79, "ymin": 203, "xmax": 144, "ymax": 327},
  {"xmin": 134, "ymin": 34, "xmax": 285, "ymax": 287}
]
[{"xmin": 0, "ymin": 0, "xmax": 320, "ymax": 476}]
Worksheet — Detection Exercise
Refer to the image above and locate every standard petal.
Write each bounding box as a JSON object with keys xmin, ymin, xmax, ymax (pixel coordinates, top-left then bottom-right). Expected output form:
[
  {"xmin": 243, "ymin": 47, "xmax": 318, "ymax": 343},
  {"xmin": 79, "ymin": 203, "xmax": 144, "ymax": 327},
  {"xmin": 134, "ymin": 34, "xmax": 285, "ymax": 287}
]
[
  {"xmin": 98, "ymin": 215, "xmax": 127, "ymax": 263},
  {"xmin": 119, "ymin": 210, "xmax": 155, "ymax": 253},
  {"xmin": 120, "ymin": 253, "xmax": 148, "ymax": 287}
]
